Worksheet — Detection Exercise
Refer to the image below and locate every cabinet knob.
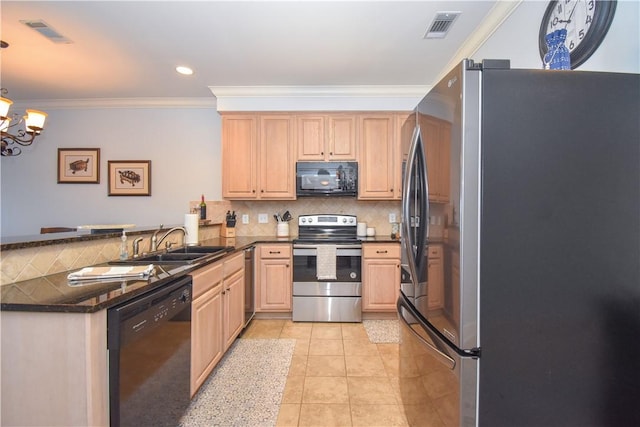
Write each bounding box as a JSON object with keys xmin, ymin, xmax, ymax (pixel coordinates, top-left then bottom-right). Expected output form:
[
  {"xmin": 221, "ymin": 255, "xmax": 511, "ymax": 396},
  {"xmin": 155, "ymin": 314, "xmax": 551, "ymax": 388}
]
[
  {"xmin": 321, "ymin": 151, "xmax": 324, "ymax": 155},
  {"xmin": 261, "ymin": 189, "xmax": 264, "ymax": 193},
  {"xmin": 329, "ymin": 152, "xmax": 333, "ymax": 155},
  {"xmin": 269, "ymin": 251, "xmax": 281, "ymax": 254},
  {"xmin": 377, "ymin": 250, "xmax": 388, "ymax": 254}
]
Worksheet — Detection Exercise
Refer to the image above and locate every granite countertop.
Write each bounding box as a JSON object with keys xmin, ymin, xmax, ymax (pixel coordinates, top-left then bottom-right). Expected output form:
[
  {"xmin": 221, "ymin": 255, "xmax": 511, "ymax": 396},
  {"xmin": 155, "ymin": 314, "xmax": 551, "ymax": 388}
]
[{"xmin": 0, "ymin": 234, "xmax": 399, "ymax": 314}]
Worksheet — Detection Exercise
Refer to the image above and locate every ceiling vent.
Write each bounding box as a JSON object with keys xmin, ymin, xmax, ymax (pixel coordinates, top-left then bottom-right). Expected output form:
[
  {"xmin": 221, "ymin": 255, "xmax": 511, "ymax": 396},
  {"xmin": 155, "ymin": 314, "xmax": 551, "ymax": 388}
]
[
  {"xmin": 424, "ymin": 12, "xmax": 461, "ymax": 39},
  {"xmin": 20, "ymin": 20, "xmax": 73, "ymax": 44}
]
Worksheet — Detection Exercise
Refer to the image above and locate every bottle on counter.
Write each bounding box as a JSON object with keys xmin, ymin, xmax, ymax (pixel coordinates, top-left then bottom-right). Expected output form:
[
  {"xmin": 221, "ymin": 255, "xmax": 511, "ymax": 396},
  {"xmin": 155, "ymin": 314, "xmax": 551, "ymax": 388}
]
[
  {"xmin": 199, "ymin": 195, "xmax": 207, "ymax": 220},
  {"xmin": 119, "ymin": 230, "xmax": 129, "ymax": 260}
]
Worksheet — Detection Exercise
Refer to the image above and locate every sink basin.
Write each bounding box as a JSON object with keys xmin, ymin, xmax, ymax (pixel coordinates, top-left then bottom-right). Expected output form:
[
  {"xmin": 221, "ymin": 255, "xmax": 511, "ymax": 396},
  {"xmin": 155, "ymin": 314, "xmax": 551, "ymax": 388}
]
[
  {"xmin": 109, "ymin": 246, "xmax": 232, "ymax": 265},
  {"xmin": 168, "ymin": 245, "xmax": 232, "ymax": 254}
]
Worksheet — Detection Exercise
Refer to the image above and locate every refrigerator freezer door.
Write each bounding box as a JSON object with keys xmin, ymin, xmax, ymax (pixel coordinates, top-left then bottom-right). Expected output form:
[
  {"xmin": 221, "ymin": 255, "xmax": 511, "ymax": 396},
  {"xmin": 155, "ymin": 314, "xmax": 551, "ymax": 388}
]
[{"xmin": 397, "ymin": 293, "xmax": 478, "ymax": 427}]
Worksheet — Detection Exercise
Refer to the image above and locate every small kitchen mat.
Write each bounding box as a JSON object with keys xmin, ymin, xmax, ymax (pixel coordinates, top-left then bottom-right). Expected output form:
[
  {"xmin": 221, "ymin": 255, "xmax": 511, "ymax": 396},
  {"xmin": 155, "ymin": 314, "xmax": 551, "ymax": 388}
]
[
  {"xmin": 179, "ymin": 338, "xmax": 295, "ymax": 427},
  {"xmin": 363, "ymin": 320, "xmax": 400, "ymax": 343}
]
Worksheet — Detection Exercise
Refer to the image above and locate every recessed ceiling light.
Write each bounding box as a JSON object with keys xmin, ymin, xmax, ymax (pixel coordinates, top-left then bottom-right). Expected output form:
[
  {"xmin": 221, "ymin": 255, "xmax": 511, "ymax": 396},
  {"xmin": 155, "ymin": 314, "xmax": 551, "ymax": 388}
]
[{"xmin": 176, "ymin": 66, "xmax": 194, "ymax": 76}]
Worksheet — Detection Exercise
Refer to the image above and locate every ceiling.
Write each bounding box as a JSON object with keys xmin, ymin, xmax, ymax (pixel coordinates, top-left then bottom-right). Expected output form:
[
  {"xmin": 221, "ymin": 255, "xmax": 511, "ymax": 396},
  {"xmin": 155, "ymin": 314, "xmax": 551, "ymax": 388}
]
[{"xmin": 0, "ymin": 1, "xmax": 517, "ymax": 102}]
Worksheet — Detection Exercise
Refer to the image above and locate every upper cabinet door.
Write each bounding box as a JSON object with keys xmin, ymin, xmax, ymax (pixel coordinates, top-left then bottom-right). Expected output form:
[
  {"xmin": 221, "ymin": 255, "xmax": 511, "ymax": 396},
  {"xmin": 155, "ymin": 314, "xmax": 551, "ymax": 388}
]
[
  {"xmin": 222, "ymin": 115, "xmax": 258, "ymax": 199},
  {"xmin": 358, "ymin": 114, "xmax": 396, "ymax": 199},
  {"xmin": 297, "ymin": 115, "xmax": 326, "ymax": 161},
  {"xmin": 259, "ymin": 115, "xmax": 296, "ymax": 199},
  {"xmin": 296, "ymin": 114, "xmax": 357, "ymax": 161},
  {"xmin": 327, "ymin": 115, "xmax": 357, "ymax": 160}
]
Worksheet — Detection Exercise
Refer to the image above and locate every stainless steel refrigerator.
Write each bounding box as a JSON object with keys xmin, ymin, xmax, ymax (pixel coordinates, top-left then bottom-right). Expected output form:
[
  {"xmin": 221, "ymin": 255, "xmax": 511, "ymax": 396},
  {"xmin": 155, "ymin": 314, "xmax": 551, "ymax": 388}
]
[{"xmin": 398, "ymin": 59, "xmax": 640, "ymax": 427}]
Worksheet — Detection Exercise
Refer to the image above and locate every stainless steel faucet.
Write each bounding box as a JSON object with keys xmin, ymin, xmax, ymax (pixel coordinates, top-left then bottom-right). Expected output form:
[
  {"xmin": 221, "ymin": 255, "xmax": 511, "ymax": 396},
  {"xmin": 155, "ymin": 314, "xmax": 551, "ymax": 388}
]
[
  {"xmin": 151, "ymin": 226, "xmax": 188, "ymax": 252},
  {"xmin": 132, "ymin": 237, "xmax": 144, "ymax": 257}
]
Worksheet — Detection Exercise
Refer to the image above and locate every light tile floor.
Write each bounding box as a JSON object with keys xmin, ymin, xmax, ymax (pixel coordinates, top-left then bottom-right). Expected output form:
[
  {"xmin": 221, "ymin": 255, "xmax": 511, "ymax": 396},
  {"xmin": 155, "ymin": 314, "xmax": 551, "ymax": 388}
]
[{"xmin": 242, "ymin": 319, "xmax": 410, "ymax": 427}]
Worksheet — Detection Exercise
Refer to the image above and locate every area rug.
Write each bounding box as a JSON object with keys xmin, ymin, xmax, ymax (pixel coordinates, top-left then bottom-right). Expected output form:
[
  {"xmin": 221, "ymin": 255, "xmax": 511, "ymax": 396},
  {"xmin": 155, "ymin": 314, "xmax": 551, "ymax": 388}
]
[
  {"xmin": 179, "ymin": 338, "xmax": 295, "ymax": 427},
  {"xmin": 363, "ymin": 319, "xmax": 400, "ymax": 343}
]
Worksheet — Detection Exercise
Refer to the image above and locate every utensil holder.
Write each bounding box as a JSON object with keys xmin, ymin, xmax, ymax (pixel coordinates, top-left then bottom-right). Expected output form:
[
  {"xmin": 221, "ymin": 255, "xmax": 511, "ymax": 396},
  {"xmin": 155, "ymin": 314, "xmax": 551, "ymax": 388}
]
[{"xmin": 276, "ymin": 222, "xmax": 289, "ymax": 237}]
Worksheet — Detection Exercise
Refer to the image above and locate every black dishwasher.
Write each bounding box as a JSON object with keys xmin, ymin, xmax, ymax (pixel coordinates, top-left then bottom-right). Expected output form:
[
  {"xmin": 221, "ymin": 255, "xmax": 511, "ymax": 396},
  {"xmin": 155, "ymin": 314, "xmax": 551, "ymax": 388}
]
[{"xmin": 107, "ymin": 276, "xmax": 192, "ymax": 427}]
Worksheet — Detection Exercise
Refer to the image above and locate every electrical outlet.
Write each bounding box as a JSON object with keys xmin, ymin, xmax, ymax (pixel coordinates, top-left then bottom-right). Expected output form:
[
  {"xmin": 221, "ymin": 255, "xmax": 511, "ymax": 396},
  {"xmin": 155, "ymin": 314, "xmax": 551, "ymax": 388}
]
[
  {"xmin": 258, "ymin": 213, "xmax": 268, "ymax": 224},
  {"xmin": 389, "ymin": 213, "xmax": 397, "ymax": 223},
  {"xmin": 242, "ymin": 214, "xmax": 249, "ymax": 224}
]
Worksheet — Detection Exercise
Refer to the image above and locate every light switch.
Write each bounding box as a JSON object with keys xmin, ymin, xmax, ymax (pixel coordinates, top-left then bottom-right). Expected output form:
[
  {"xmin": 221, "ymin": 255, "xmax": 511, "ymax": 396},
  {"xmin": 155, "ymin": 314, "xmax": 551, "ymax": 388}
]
[
  {"xmin": 258, "ymin": 213, "xmax": 268, "ymax": 224},
  {"xmin": 242, "ymin": 214, "xmax": 249, "ymax": 224}
]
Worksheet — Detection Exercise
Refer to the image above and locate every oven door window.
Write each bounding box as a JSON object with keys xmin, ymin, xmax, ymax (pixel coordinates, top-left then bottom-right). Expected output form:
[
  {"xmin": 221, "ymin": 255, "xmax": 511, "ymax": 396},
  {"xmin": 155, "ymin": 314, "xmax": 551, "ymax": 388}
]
[{"xmin": 293, "ymin": 248, "xmax": 361, "ymax": 282}]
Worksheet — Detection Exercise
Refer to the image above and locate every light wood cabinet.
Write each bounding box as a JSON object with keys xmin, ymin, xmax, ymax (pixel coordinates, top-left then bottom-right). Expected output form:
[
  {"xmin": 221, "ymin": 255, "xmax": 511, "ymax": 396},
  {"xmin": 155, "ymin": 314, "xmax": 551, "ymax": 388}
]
[
  {"xmin": 256, "ymin": 244, "xmax": 292, "ymax": 312},
  {"xmin": 222, "ymin": 252, "xmax": 245, "ymax": 350},
  {"xmin": 427, "ymin": 244, "xmax": 444, "ymax": 310},
  {"xmin": 358, "ymin": 113, "xmax": 396, "ymax": 199},
  {"xmin": 296, "ymin": 114, "xmax": 357, "ymax": 161},
  {"xmin": 419, "ymin": 114, "xmax": 450, "ymax": 203},
  {"xmin": 394, "ymin": 111, "xmax": 415, "ymax": 199},
  {"xmin": 190, "ymin": 251, "xmax": 244, "ymax": 396},
  {"xmin": 362, "ymin": 243, "xmax": 401, "ymax": 311},
  {"xmin": 190, "ymin": 262, "xmax": 223, "ymax": 396},
  {"xmin": 222, "ymin": 113, "xmax": 296, "ymax": 200}
]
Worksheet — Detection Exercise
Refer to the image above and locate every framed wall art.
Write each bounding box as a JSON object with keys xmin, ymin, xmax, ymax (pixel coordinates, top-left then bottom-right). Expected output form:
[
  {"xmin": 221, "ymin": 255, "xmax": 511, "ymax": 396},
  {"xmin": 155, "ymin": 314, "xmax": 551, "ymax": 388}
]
[
  {"xmin": 57, "ymin": 148, "xmax": 100, "ymax": 184},
  {"xmin": 108, "ymin": 160, "xmax": 151, "ymax": 196}
]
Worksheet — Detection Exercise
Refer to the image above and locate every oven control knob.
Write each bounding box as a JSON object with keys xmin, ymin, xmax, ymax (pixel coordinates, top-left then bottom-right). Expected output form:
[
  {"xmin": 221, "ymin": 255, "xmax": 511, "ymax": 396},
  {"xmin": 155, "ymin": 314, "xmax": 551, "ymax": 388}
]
[
  {"xmin": 308, "ymin": 218, "xmax": 313, "ymax": 223},
  {"xmin": 350, "ymin": 272, "xmax": 357, "ymax": 279},
  {"xmin": 342, "ymin": 218, "xmax": 347, "ymax": 223},
  {"xmin": 301, "ymin": 218, "xmax": 306, "ymax": 223}
]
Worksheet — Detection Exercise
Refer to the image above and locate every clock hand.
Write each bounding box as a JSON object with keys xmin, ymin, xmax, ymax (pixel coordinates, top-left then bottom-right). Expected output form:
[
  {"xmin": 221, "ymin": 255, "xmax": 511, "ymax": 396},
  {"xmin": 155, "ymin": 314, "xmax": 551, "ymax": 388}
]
[{"xmin": 559, "ymin": 0, "xmax": 580, "ymax": 26}]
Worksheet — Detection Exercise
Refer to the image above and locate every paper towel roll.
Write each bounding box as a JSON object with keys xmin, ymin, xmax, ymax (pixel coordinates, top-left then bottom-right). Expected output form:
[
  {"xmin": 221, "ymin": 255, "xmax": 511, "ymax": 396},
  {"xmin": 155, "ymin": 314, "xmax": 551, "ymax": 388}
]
[
  {"xmin": 184, "ymin": 214, "xmax": 199, "ymax": 245},
  {"xmin": 357, "ymin": 222, "xmax": 367, "ymax": 237}
]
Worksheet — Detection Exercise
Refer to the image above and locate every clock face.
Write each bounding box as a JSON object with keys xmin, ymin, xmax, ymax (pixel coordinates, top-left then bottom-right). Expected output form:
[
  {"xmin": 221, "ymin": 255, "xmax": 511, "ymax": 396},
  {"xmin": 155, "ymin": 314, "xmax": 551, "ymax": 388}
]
[{"xmin": 539, "ymin": 0, "xmax": 617, "ymax": 69}]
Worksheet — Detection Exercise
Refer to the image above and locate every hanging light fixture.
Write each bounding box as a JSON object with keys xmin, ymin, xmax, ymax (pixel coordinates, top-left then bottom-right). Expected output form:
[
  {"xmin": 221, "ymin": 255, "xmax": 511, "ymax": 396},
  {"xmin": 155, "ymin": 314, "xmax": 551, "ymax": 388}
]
[
  {"xmin": 1, "ymin": 40, "xmax": 48, "ymax": 157},
  {"xmin": 0, "ymin": 88, "xmax": 48, "ymax": 157}
]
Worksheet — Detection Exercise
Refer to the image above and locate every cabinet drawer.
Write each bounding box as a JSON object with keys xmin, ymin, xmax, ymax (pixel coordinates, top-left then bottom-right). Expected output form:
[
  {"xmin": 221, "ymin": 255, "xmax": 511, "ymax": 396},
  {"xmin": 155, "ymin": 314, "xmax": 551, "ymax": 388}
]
[
  {"xmin": 428, "ymin": 245, "xmax": 443, "ymax": 259},
  {"xmin": 260, "ymin": 244, "xmax": 291, "ymax": 259},
  {"xmin": 191, "ymin": 262, "xmax": 223, "ymax": 298},
  {"xmin": 363, "ymin": 243, "xmax": 400, "ymax": 259},
  {"xmin": 223, "ymin": 251, "xmax": 244, "ymax": 277}
]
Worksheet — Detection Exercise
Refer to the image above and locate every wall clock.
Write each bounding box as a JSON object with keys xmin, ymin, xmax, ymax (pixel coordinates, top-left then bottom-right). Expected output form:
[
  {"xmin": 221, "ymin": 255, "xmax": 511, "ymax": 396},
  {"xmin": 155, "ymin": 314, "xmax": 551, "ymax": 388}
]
[{"xmin": 538, "ymin": 0, "xmax": 617, "ymax": 69}]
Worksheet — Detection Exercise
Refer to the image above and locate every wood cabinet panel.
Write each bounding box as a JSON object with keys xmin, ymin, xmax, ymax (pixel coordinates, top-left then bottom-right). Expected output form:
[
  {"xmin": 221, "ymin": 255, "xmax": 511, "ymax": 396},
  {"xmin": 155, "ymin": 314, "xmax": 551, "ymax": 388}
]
[
  {"xmin": 222, "ymin": 115, "xmax": 258, "ymax": 199},
  {"xmin": 191, "ymin": 284, "xmax": 223, "ymax": 395},
  {"xmin": 427, "ymin": 244, "xmax": 444, "ymax": 310},
  {"xmin": 358, "ymin": 114, "xmax": 396, "ymax": 199},
  {"xmin": 222, "ymin": 113, "xmax": 295, "ymax": 200},
  {"xmin": 296, "ymin": 114, "xmax": 357, "ymax": 161},
  {"xmin": 223, "ymin": 269, "xmax": 245, "ymax": 350},
  {"xmin": 297, "ymin": 115, "xmax": 326, "ymax": 160},
  {"xmin": 419, "ymin": 114, "xmax": 450, "ymax": 203},
  {"xmin": 328, "ymin": 115, "xmax": 357, "ymax": 160},
  {"xmin": 362, "ymin": 243, "xmax": 401, "ymax": 311},
  {"xmin": 256, "ymin": 244, "xmax": 292, "ymax": 312},
  {"xmin": 259, "ymin": 115, "xmax": 296, "ymax": 199}
]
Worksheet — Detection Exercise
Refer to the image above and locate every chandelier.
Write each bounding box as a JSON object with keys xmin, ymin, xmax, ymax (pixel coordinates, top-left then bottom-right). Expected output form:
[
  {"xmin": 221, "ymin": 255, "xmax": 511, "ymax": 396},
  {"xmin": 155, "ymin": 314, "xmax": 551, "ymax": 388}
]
[{"xmin": 0, "ymin": 88, "xmax": 48, "ymax": 157}]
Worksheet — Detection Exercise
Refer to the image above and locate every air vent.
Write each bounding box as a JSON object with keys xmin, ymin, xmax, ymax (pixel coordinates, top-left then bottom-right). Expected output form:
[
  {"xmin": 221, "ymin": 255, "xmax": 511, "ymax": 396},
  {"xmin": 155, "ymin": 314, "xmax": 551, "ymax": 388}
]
[
  {"xmin": 20, "ymin": 20, "xmax": 73, "ymax": 44},
  {"xmin": 424, "ymin": 12, "xmax": 461, "ymax": 39}
]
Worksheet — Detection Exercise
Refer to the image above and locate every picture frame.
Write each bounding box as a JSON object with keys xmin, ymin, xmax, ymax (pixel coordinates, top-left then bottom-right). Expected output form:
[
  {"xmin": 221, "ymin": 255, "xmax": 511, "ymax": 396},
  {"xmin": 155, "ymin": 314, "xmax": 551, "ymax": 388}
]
[
  {"xmin": 57, "ymin": 148, "xmax": 100, "ymax": 184},
  {"xmin": 107, "ymin": 160, "xmax": 151, "ymax": 196}
]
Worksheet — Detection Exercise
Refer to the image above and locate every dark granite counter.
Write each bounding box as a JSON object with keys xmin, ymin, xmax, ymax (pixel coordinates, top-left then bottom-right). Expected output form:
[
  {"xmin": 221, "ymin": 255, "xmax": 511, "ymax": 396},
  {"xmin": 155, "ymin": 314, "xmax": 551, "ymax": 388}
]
[{"xmin": 0, "ymin": 234, "xmax": 401, "ymax": 314}]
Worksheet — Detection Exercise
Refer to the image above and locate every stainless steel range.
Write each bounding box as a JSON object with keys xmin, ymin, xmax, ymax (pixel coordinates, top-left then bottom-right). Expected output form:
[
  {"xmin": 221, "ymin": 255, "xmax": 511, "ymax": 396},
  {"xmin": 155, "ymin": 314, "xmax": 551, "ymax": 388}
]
[{"xmin": 292, "ymin": 214, "xmax": 362, "ymax": 322}]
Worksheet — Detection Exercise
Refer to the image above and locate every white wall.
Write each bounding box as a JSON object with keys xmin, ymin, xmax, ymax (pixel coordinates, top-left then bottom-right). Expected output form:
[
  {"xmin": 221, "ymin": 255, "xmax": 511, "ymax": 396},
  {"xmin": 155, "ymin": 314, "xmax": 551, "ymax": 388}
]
[
  {"xmin": 472, "ymin": 0, "xmax": 639, "ymax": 73},
  {"xmin": 1, "ymin": 106, "xmax": 221, "ymax": 236}
]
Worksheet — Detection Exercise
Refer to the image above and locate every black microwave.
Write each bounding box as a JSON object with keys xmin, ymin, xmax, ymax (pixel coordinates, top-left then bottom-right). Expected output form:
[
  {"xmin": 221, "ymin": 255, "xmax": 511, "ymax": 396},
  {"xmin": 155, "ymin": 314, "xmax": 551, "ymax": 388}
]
[{"xmin": 296, "ymin": 161, "xmax": 358, "ymax": 197}]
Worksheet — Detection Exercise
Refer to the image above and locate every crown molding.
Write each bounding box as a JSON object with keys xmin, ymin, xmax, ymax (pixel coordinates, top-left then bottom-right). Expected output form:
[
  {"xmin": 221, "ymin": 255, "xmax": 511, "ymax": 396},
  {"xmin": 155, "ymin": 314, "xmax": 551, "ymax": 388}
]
[
  {"xmin": 10, "ymin": 97, "xmax": 218, "ymax": 110},
  {"xmin": 209, "ymin": 85, "xmax": 430, "ymax": 111}
]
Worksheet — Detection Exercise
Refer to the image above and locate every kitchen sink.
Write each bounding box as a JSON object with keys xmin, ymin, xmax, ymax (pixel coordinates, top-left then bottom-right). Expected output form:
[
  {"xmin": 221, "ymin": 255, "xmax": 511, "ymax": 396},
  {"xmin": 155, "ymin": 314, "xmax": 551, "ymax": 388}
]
[
  {"xmin": 109, "ymin": 245, "xmax": 233, "ymax": 265},
  {"xmin": 168, "ymin": 245, "xmax": 232, "ymax": 254}
]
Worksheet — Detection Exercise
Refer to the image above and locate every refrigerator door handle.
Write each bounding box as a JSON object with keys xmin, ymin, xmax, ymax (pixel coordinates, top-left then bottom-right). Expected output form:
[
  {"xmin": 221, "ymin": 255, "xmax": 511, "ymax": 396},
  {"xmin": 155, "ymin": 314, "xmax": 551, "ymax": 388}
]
[{"xmin": 397, "ymin": 295, "xmax": 456, "ymax": 370}]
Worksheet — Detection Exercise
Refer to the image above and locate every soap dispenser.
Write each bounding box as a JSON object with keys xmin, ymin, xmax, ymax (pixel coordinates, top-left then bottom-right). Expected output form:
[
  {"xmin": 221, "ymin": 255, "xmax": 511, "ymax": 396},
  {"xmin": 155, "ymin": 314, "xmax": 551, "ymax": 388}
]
[{"xmin": 119, "ymin": 230, "xmax": 129, "ymax": 260}]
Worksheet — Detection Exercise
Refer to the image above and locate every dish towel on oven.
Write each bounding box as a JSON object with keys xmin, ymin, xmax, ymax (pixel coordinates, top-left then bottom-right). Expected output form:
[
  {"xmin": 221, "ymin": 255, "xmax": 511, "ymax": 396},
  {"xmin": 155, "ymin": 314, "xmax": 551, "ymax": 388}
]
[{"xmin": 316, "ymin": 245, "xmax": 337, "ymax": 280}]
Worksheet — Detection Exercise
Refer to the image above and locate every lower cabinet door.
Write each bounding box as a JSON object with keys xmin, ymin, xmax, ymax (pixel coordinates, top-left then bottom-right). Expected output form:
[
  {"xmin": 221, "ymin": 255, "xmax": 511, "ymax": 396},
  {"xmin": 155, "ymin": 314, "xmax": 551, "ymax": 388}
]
[
  {"xmin": 223, "ymin": 269, "xmax": 245, "ymax": 350},
  {"xmin": 191, "ymin": 285, "xmax": 223, "ymax": 396}
]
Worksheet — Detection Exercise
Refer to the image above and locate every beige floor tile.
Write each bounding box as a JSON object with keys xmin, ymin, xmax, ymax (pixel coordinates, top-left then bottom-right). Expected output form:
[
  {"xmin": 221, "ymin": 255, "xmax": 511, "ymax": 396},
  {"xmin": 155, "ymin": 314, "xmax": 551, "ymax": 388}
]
[
  {"xmin": 281, "ymin": 323, "xmax": 313, "ymax": 340},
  {"xmin": 302, "ymin": 377, "xmax": 349, "ymax": 404},
  {"xmin": 347, "ymin": 376, "xmax": 398, "ymax": 405},
  {"xmin": 350, "ymin": 404, "xmax": 408, "ymax": 426},
  {"xmin": 377, "ymin": 343, "xmax": 400, "ymax": 356},
  {"xmin": 312, "ymin": 323, "xmax": 343, "ymax": 340},
  {"xmin": 243, "ymin": 319, "xmax": 286, "ymax": 338},
  {"xmin": 299, "ymin": 403, "xmax": 352, "ymax": 427},
  {"xmin": 276, "ymin": 403, "xmax": 301, "ymax": 427},
  {"xmin": 389, "ymin": 376, "xmax": 430, "ymax": 405},
  {"xmin": 289, "ymin": 353, "xmax": 309, "ymax": 377},
  {"xmin": 345, "ymin": 355, "xmax": 387, "ymax": 377},
  {"xmin": 343, "ymin": 339, "xmax": 380, "ymax": 356},
  {"xmin": 294, "ymin": 338, "xmax": 311, "ymax": 356},
  {"xmin": 306, "ymin": 355, "xmax": 346, "ymax": 377},
  {"xmin": 309, "ymin": 339, "xmax": 344, "ymax": 356},
  {"xmin": 341, "ymin": 323, "xmax": 369, "ymax": 341},
  {"xmin": 402, "ymin": 404, "xmax": 446, "ymax": 427},
  {"xmin": 282, "ymin": 375, "xmax": 305, "ymax": 404}
]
